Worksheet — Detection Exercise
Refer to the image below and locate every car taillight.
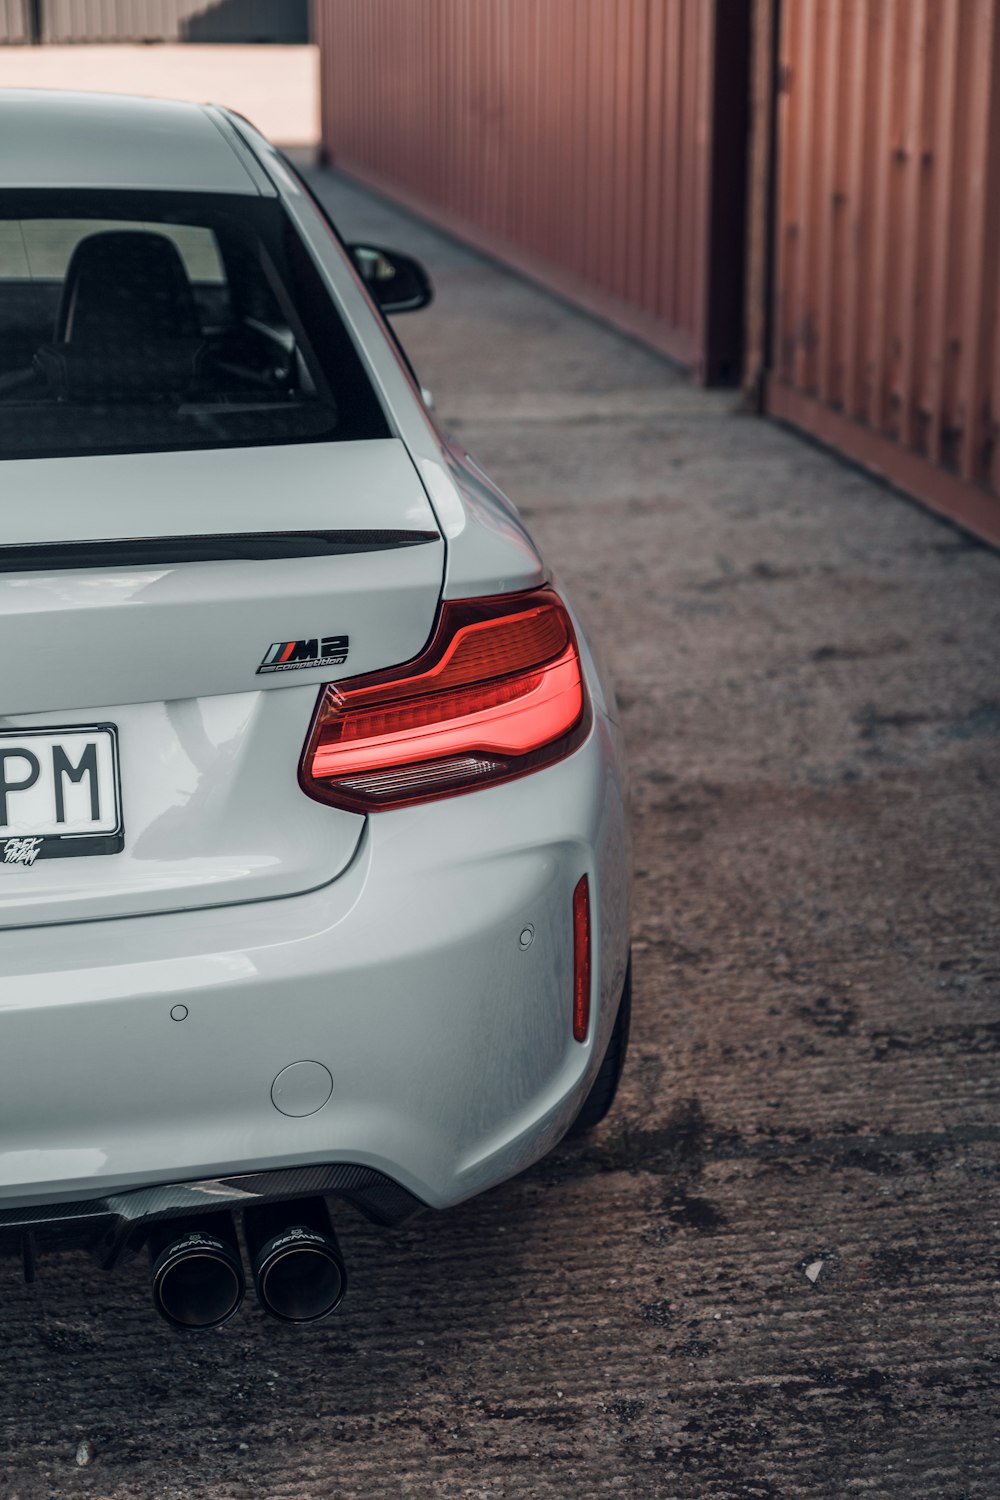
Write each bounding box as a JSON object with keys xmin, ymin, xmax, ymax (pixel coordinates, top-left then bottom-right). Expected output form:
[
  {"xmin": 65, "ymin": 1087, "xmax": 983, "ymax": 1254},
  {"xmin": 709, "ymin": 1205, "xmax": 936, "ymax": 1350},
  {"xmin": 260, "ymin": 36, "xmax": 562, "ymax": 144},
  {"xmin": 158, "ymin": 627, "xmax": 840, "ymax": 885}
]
[{"xmin": 299, "ymin": 587, "xmax": 590, "ymax": 812}]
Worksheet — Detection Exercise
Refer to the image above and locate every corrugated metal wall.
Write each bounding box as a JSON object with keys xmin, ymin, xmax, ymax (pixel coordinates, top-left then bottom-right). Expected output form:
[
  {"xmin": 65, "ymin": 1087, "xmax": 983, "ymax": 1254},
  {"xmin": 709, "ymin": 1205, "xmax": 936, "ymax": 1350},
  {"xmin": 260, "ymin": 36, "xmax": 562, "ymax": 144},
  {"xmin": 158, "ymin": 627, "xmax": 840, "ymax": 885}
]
[
  {"xmin": 41, "ymin": 1, "xmax": 201, "ymax": 40},
  {"xmin": 0, "ymin": 0, "xmax": 30, "ymax": 41},
  {"xmin": 0, "ymin": 0, "xmax": 307, "ymax": 43},
  {"xmin": 315, "ymin": 0, "xmax": 750, "ymax": 382},
  {"xmin": 765, "ymin": 0, "xmax": 1000, "ymax": 545}
]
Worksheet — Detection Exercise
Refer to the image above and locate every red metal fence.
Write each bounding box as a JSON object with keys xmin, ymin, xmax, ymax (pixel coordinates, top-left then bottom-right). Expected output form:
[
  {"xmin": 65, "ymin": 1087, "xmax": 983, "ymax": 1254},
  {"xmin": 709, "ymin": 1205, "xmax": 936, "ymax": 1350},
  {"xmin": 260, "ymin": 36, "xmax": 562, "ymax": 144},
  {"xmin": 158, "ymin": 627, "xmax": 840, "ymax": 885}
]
[
  {"xmin": 315, "ymin": 0, "xmax": 1000, "ymax": 543},
  {"xmin": 315, "ymin": 0, "xmax": 750, "ymax": 383},
  {"xmin": 763, "ymin": 0, "xmax": 1000, "ymax": 545}
]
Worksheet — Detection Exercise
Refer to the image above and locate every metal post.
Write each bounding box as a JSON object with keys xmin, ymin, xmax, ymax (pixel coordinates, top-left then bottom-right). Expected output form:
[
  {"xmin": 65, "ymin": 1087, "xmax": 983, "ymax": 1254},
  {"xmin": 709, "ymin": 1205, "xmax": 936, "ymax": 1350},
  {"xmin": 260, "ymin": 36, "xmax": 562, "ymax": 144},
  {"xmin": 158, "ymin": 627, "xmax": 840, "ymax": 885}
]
[
  {"xmin": 743, "ymin": 0, "xmax": 782, "ymax": 410},
  {"xmin": 25, "ymin": 0, "xmax": 43, "ymax": 45}
]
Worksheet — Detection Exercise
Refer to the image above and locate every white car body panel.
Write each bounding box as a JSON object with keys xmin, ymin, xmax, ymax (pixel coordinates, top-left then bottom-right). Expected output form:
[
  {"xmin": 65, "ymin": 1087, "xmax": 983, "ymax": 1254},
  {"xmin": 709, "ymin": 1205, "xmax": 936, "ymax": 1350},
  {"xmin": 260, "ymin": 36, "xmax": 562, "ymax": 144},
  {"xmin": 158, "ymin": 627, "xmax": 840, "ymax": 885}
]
[
  {"xmin": 0, "ymin": 90, "xmax": 267, "ymax": 195},
  {"xmin": 0, "ymin": 688, "xmax": 366, "ymax": 928},
  {"xmin": 0, "ymin": 438, "xmax": 435, "ymax": 548},
  {"xmin": 0, "ymin": 92, "xmax": 631, "ymax": 1252},
  {"xmin": 1, "ymin": 441, "xmax": 445, "ymax": 714},
  {"xmin": 1, "ymin": 725, "xmax": 628, "ymax": 1213}
]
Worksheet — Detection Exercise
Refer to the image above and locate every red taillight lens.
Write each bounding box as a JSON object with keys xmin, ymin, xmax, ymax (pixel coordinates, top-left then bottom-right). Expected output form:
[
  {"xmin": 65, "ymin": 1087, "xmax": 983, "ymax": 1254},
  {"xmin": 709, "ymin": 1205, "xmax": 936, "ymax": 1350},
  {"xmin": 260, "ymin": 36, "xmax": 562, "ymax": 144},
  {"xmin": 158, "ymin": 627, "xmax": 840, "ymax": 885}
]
[
  {"xmin": 300, "ymin": 588, "xmax": 590, "ymax": 812},
  {"xmin": 572, "ymin": 874, "xmax": 591, "ymax": 1042}
]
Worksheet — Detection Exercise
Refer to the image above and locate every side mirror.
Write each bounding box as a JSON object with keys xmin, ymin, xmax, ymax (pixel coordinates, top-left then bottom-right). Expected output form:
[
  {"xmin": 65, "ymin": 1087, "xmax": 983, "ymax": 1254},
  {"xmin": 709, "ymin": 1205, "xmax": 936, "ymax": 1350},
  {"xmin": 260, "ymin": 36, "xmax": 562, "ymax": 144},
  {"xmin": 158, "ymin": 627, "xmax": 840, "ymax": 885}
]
[{"xmin": 348, "ymin": 244, "xmax": 433, "ymax": 314}]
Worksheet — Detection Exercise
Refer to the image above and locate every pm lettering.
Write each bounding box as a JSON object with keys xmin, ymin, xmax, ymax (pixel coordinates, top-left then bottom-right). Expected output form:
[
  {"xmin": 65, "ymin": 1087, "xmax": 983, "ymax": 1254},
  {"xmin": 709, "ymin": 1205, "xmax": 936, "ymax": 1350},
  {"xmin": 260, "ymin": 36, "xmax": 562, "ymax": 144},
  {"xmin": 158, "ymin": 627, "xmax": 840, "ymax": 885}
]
[
  {"xmin": 53, "ymin": 742, "xmax": 100, "ymax": 823},
  {"xmin": 0, "ymin": 742, "xmax": 101, "ymax": 828},
  {"xmin": 0, "ymin": 748, "xmax": 40, "ymax": 825}
]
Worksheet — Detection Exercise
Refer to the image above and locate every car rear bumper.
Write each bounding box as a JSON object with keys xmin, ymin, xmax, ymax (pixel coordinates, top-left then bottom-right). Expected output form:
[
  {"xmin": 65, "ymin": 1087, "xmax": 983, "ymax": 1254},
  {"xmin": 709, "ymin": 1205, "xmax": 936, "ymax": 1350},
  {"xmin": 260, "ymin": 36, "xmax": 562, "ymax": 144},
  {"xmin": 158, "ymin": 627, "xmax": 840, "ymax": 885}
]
[
  {"xmin": 0, "ymin": 1160, "xmax": 426, "ymax": 1266},
  {"xmin": 0, "ymin": 715, "xmax": 630, "ymax": 1238}
]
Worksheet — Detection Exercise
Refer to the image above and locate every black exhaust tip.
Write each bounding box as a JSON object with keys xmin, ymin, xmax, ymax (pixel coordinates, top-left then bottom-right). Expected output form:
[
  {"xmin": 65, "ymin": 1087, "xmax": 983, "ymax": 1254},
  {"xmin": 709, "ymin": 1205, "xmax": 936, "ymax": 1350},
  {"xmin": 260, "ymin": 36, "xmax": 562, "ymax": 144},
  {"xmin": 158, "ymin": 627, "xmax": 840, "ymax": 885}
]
[
  {"xmin": 149, "ymin": 1213, "xmax": 245, "ymax": 1332},
  {"xmin": 244, "ymin": 1198, "xmax": 346, "ymax": 1325}
]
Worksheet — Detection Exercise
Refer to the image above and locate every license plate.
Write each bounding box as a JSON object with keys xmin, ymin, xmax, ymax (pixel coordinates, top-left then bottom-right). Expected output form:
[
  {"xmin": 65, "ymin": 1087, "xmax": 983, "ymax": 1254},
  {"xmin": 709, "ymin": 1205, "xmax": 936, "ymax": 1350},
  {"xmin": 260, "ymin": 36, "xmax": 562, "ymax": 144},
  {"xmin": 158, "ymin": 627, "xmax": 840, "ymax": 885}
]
[{"xmin": 0, "ymin": 725, "xmax": 123, "ymax": 864}]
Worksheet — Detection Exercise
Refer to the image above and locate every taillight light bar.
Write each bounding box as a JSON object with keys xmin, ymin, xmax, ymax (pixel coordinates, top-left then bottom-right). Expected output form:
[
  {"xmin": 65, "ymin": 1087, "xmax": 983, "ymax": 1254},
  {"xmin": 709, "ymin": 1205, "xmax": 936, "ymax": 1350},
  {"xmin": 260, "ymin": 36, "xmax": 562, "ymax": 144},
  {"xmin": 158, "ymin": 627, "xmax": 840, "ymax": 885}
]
[{"xmin": 299, "ymin": 587, "xmax": 591, "ymax": 813}]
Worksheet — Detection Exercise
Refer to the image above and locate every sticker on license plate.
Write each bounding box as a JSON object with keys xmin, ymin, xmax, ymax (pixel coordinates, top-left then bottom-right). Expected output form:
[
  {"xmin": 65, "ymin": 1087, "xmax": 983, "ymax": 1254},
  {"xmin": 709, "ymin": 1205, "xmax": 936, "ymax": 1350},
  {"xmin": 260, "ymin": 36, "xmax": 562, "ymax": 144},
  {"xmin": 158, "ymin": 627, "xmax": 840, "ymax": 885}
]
[{"xmin": 0, "ymin": 725, "xmax": 123, "ymax": 863}]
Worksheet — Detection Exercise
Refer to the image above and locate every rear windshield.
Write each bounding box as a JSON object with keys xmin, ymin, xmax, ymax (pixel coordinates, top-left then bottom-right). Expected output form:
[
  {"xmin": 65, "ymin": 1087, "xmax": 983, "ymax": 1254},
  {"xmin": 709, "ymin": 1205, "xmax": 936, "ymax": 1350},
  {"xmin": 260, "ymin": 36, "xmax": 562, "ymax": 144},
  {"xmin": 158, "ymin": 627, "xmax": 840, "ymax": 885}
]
[{"xmin": 0, "ymin": 190, "xmax": 390, "ymax": 459}]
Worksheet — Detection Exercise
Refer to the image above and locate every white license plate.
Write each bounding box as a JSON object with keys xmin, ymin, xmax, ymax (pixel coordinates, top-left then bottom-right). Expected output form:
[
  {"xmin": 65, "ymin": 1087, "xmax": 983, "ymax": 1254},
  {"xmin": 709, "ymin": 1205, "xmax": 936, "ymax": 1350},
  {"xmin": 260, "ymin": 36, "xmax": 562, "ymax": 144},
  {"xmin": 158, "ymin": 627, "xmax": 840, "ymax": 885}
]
[{"xmin": 0, "ymin": 725, "xmax": 123, "ymax": 864}]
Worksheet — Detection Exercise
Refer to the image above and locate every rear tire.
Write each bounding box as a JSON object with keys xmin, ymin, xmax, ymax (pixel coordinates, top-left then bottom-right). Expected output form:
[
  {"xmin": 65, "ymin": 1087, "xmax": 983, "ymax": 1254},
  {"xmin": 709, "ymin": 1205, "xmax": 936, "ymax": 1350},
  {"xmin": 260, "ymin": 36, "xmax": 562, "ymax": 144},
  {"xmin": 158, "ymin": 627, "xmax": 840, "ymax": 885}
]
[{"xmin": 567, "ymin": 955, "xmax": 632, "ymax": 1136}]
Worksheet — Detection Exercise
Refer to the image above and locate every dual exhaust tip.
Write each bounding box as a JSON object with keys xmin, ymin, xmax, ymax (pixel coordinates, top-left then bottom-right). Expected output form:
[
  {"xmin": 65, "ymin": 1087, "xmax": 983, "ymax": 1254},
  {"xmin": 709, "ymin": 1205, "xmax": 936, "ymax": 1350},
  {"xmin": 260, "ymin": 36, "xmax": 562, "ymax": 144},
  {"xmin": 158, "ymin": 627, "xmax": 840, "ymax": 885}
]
[{"xmin": 149, "ymin": 1197, "xmax": 346, "ymax": 1332}]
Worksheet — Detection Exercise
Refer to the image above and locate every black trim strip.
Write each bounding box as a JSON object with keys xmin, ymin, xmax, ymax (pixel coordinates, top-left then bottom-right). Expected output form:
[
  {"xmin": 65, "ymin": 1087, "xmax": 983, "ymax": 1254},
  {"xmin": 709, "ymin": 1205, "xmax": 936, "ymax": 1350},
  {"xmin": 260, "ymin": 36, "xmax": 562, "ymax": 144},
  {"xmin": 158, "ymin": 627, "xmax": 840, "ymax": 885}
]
[
  {"xmin": 0, "ymin": 530, "xmax": 441, "ymax": 572},
  {"xmin": 0, "ymin": 1162, "xmax": 426, "ymax": 1267}
]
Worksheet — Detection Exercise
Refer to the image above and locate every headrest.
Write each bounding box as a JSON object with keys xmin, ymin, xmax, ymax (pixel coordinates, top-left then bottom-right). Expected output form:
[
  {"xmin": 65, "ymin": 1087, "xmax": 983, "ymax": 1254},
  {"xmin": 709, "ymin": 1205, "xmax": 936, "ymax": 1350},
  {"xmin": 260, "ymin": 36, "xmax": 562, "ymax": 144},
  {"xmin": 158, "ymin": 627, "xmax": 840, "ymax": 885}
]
[{"xmin": 57, "ymin": 230, "xmax": 201, "ymax": 347}]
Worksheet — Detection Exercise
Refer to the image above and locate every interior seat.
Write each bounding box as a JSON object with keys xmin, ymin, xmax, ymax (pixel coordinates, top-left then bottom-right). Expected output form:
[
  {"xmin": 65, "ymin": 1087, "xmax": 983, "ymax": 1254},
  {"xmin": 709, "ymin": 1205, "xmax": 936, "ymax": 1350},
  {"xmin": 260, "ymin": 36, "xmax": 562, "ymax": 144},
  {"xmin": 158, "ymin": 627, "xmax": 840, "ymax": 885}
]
[
  {"xmin": 35, "ymin": 229, "xmax": 205, "ymax": 401},
  {"xmin": 56, "ymin": 230, "xmax": 202, "ymax": 346}
]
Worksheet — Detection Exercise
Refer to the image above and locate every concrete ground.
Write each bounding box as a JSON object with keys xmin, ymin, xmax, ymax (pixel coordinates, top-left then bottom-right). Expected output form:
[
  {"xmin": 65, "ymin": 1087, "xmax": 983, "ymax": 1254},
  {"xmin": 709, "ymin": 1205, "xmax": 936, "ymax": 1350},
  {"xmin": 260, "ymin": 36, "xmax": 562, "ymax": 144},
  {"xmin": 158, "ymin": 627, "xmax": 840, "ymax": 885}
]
[
  {"xmin": 2, "ymin": 171, "xmax": 999, "ymax": 1500},
  {"xmin": 0, "ymin": 45, "xmax": 318, "ymax": 146}
]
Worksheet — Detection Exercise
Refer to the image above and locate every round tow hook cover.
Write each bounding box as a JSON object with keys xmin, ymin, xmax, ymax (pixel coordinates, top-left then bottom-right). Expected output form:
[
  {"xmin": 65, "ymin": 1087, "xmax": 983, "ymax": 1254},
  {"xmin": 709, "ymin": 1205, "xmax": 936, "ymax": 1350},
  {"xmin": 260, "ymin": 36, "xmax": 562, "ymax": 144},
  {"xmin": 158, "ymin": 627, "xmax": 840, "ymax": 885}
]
[{"xmin": 271, "ymin": 1061, "xmax": 334, "ymax": 1117}]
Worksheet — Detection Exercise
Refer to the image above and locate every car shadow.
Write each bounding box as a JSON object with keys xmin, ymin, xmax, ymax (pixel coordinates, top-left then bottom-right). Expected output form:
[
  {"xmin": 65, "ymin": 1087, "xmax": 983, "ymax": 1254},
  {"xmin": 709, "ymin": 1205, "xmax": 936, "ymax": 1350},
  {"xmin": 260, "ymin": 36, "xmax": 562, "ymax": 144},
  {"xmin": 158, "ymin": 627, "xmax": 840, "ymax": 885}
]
[{"xmin": 0, "ymin": 1151, "xmax": 590, "ymax": 1475}]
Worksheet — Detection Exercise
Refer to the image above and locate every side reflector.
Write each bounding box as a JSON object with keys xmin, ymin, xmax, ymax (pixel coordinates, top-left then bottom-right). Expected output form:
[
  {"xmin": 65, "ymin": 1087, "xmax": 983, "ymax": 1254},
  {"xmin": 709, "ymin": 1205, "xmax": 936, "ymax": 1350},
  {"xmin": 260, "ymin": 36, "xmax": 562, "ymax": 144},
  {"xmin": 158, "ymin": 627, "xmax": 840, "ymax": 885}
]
[
  {"xmin": 572, "ymin": 874, "xmax": 591, "ymax": 1043},
  {"xmin": 300, "ymin": 588, "xmax": 590, "ymax": 812}
]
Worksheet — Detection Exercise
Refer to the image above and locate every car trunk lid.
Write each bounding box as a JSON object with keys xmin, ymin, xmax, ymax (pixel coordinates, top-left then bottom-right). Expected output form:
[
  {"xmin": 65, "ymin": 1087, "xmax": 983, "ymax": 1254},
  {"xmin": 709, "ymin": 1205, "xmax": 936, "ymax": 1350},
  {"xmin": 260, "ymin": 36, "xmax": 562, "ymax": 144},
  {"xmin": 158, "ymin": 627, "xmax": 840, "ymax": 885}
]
[{"xmin": 0, "ymin": 439, "xmax": 444, "ymax": 927}]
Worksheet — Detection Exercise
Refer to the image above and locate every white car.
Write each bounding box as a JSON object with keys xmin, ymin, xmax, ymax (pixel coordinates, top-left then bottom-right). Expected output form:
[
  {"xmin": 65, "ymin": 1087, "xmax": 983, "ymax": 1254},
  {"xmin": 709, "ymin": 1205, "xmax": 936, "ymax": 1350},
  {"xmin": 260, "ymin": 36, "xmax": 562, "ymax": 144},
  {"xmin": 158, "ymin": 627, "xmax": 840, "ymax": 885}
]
[{"xmin": 0, "ymin": 89, "xmax": 631, "ymax": 1331}]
